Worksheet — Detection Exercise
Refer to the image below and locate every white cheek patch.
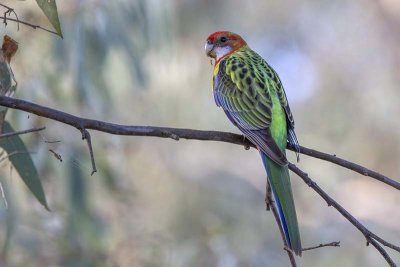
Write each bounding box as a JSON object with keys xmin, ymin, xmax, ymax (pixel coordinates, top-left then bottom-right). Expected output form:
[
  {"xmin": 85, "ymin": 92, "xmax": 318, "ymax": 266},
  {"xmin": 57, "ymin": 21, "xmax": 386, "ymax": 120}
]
[{"xmin": 215, "ymin": 46, "xmax": 232, "ymax": 61}]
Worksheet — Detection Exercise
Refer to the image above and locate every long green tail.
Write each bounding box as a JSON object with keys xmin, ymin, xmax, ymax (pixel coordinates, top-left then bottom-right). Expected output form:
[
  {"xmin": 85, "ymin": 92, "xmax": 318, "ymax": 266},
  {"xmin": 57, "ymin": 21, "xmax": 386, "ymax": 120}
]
[{"xmin": 261, "ymin": 152, "xmax": 302, "ymax": 256}]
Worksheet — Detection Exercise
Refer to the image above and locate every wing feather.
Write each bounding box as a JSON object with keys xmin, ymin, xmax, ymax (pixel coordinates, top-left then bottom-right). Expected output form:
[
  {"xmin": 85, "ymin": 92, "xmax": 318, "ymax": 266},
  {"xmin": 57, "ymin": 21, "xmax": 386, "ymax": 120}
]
[{"xmin": 262, "ymin": 61, "xmax": 301, "ymax": 159}]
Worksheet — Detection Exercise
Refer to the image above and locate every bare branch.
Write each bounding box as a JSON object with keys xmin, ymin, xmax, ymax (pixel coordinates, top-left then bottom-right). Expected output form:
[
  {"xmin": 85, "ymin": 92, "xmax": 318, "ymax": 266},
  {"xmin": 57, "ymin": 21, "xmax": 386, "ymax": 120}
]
[
  {"xmin": 302, "ymin": 241, "xmax": 340, "ymax": 252},
  {"xmin": 0, "ymin": 126, "xmax": 45, "ymax": 139},
  {"xmin": 0, "ymin": 96, "xmax": 397, "ymax": 191},
  {"xmin": 290, "ymin": 144, "xmax": 400, "ymax": 191},
  {"xmin": 0, "ymin": 95, "xmax": 398, "ymax": 265}
]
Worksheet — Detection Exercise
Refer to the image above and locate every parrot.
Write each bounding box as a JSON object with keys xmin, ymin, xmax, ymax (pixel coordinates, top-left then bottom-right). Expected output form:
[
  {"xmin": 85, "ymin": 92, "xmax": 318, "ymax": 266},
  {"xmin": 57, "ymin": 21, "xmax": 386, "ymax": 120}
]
[{"xmin": 205, "ymin": 31, "xmax": 302, "ymax": 255}]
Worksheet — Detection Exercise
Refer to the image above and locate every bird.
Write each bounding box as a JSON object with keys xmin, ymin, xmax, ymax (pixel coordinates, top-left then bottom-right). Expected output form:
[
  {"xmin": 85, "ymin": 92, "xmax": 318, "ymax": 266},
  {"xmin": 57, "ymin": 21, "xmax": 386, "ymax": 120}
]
[{"xmin": 205, "ymin": 31, "xmax": 302, "ymax": 255}]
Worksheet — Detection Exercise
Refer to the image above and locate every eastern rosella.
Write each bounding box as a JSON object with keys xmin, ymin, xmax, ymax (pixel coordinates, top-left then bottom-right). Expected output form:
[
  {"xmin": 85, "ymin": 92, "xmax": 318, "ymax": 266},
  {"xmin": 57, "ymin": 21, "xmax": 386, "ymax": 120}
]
[{"xmin": 205, "ymin": 31, "xmax": 302, "ymax": 255}]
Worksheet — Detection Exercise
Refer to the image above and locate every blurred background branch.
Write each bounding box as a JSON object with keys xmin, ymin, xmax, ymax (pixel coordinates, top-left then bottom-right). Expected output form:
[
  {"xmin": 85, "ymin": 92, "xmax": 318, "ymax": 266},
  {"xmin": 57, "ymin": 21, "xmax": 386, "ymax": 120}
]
[
  {"xmin": 0, "ymin": 126, "xmax": 45, "ymax": 139},
  {"xmin": 0, "ymin": 3, "xmax": 60, "ymax": 36}
]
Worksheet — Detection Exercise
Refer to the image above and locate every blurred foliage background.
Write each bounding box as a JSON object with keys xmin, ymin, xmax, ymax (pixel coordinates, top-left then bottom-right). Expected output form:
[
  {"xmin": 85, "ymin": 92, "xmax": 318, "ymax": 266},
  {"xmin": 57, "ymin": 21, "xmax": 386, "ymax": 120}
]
[{"xmin": 0, "ymin": 0, "xmax": 399, "ymax": 266}]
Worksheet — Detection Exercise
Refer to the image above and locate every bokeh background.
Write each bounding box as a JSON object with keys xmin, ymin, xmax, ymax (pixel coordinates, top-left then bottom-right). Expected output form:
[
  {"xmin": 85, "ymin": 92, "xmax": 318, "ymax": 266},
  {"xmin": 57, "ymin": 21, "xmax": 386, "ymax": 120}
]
[{"xmin": 0, "ymin": 0, "xmax": 399, "ymax": 266}]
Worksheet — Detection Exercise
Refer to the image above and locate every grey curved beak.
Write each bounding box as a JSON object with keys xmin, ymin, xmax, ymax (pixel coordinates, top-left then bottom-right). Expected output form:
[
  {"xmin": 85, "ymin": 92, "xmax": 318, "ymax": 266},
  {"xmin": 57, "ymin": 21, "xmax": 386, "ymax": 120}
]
[{"xmin": 205, "ymin": 42, "xmax": 214, "ymax": 57}]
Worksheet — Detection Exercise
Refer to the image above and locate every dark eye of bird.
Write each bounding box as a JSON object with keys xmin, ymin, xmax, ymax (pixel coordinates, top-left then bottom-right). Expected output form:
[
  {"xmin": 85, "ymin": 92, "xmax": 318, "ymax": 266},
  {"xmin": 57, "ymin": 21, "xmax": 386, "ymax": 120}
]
[{"xmin": 220, "ymin": 36, "xmax": 227, "ymax": 43}]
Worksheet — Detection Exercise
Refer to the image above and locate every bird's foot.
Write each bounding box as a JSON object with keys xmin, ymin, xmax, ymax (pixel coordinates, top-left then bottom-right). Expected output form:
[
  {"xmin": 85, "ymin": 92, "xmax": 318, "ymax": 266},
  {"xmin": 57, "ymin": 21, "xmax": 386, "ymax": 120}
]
[
  {"xmin": 243, "ymin": 135, "xmax": 250, "ymax": 150},
  {"xmin": 265, "ymin": 182, "xmax": 273, "ymax": 211}
]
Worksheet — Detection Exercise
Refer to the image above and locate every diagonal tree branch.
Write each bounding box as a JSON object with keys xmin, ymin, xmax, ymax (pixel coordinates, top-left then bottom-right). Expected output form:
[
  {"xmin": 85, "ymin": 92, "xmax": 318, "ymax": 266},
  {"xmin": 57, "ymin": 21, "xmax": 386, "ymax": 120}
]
[
  {"xmin": 289, "ymin": 144, "xmax": 400, "ymax": 191},
  {"xmin": 288, "ymin": 163, "xmax": 399, "ymax": 266},
  {"xmin": 0, "ymin": 95, "xmax": 399, "ymax": 266}
]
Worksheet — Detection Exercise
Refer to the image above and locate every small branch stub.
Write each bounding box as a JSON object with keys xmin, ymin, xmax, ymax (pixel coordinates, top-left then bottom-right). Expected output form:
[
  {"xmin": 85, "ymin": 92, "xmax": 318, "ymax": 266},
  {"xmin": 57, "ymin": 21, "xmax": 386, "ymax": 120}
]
[
  {"xmin": 80, "ymin": 128, "xmax": 97, "ymax": 175},
  {"xmin": 302, "ymin": 241, "xmax": 341, "ymax": 252}
]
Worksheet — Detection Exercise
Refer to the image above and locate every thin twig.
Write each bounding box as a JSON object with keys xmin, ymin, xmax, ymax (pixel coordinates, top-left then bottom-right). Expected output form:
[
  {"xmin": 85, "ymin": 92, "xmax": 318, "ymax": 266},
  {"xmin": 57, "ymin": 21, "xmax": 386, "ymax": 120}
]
[
  {"xmin": 0, "ymin": 15, "xmax": 58, "ymax": 36},
  {"xmin": 0, "ymin": 126, "xmax": 45, "ymax": 139},
  {"xmin": 0, "ymin": 3, "xmax": 19, "ymax": 29},
  {"xmin": 0, "ymin": 150, "xmax": 35, "ymax": 163},
  {"xmin": 0, "ymin": 181, "xmax": 8, "ymax": 209},
  {"xmin": 43, "ymin": 139, "xmax": 61, "ymax": 144},
  {"xmin": 48, "ymin": 149, "xmax": 62, "ymax": 162},
  {"xmin": 302, "ymin": 241, "xmax": 340, "ymax": 252},
  {"xmin": 40, "ymin": 132, "xmax": 61, "ymax": 143},
  {"xmin": 0, "ymin": 4, "xmax": 11, "ymax": 10}
]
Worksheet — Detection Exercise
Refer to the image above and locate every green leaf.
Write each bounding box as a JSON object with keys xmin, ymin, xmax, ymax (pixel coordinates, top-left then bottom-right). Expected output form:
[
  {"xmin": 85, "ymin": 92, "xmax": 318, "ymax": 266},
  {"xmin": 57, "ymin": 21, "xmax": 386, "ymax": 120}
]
[
  {"xmin": 35, "ymin": 0, "xmax": 63, "ymax": 38},
  {"xmin": 0, "ymin": 122, "xmax": 50, "ymax": 210}
]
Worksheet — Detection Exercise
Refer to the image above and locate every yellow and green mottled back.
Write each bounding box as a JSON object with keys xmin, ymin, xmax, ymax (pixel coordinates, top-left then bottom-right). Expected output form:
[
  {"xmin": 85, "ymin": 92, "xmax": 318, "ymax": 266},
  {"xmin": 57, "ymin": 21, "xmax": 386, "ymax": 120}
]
[{"xmin": 213, "ymin": 46, "xmax": 299, "ymax": 164}]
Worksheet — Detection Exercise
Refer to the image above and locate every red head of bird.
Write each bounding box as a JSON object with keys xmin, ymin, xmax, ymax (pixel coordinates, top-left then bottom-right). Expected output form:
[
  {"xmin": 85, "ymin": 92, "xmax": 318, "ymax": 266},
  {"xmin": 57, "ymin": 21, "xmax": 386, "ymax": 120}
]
[{"xmin": 205, "ymin": 31, "xmax": 247, "ymax": 64}]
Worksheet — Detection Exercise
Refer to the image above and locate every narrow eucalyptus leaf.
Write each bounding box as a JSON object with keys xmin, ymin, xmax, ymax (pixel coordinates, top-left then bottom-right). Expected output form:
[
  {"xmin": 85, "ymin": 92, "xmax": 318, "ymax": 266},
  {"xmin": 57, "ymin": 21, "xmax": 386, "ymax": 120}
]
[{"xmin": 0, "ymin": 122, "xmax": 50, "ymax": 210}]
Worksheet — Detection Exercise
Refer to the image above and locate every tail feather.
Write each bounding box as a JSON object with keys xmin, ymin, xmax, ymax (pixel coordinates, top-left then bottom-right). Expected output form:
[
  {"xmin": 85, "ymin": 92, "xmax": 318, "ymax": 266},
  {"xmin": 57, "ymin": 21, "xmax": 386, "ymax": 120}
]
[{"xmin": 261, "ymin": 152, "xmax": 302, "ymax": 256}]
